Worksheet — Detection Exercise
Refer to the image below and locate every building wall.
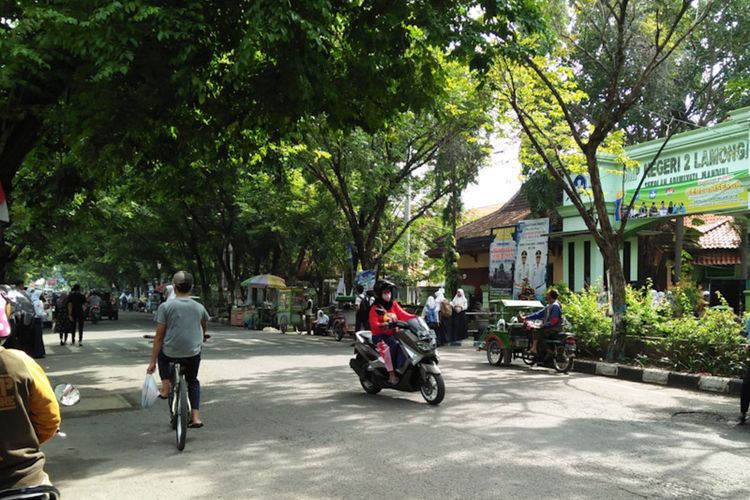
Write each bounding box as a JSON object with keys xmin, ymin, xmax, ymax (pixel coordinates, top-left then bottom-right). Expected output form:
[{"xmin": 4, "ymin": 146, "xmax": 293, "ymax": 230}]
[
  {"xmin": 458, "ymin": 252, "xmax": 490, "ymax": 269},
  {"xmin": 562, "ymin": 236, "xmax": 638, "ymax": 291}
]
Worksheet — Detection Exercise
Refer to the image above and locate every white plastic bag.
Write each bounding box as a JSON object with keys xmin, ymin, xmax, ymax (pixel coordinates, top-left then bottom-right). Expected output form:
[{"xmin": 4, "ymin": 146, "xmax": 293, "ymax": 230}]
[{"xmin": 141, "ymin": 374, "xmax": 159, "ymax": 409}]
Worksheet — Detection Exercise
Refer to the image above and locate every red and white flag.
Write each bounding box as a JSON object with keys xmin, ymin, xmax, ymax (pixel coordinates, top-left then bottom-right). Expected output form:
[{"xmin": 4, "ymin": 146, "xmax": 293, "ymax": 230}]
[{"xmin": 0, "ymin": 182, "xmax": 8, "ymax": 222}]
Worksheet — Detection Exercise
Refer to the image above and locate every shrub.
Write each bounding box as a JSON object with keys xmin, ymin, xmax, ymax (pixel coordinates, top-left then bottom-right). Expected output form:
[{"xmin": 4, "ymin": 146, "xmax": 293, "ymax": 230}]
[{"xmin": 562, "ymin": 286, "xmax": 611, "ymax": 356}]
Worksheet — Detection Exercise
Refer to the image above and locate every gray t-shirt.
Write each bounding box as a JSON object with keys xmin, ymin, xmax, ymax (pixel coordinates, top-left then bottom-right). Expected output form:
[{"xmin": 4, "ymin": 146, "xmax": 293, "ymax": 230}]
[{"xmin": 156, "ymin": 297, "xmax": 210, "ymax": 358}]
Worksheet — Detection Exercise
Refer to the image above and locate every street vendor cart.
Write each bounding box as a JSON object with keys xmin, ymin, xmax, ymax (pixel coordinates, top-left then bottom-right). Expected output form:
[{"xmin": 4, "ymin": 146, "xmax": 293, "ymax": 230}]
[
  {"xmin": 476, "ymin": 299, "xmax": 543, "ymax": 366},
  {"xmin": 331, "ymin": 294, "xmax": 357, "ymax": 341},
  {"xmin": 240, "ymin": 274, "xmax": 289, "ymax": 331}
]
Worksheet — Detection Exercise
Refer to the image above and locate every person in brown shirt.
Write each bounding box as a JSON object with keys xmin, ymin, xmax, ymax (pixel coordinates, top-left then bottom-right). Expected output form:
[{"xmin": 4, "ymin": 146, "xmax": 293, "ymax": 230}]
[{"xmin": 0, "ymin": 290, "xmax": 61, "ymax": 492}]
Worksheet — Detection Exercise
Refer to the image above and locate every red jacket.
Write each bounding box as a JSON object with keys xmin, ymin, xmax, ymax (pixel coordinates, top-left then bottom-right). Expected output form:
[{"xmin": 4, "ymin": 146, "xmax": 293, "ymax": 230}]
[{"xmin": 369, "ymin": 301, "xmax": 416, "ymax": 336}]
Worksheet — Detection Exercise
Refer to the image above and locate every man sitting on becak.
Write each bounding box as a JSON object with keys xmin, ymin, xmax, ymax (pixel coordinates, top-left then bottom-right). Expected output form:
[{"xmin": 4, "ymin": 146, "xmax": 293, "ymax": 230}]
[{"xmin": 521, "ymin": 288, "xmax": 563, "ymax": 356}]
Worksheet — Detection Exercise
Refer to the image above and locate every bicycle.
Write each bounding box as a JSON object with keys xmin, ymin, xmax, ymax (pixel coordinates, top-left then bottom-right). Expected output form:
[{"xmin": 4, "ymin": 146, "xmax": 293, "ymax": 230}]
[{"xmin": 168, "ymin": 361, "xmax": 190, "ymax": 451}]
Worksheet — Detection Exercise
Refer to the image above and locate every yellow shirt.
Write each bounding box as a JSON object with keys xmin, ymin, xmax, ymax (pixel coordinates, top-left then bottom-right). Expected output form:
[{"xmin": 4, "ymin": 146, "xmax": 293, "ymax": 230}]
[{"xmin": 0, "ymin": 346, "xmax": 61, "ymax": 490}]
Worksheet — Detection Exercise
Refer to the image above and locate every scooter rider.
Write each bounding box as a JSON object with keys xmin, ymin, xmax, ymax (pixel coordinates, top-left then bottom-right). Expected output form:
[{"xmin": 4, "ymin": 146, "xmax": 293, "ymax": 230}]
[
  {"xmin": 368, "ymin": 280, "xmax": 416, "ymax": 386},
  {"xmin": 0, "ymin": 290, "xmax": 62, "ymax": 493},
  {"xmin": 521, "ymin": 288, "xmax": 563, "ymax": 356}
]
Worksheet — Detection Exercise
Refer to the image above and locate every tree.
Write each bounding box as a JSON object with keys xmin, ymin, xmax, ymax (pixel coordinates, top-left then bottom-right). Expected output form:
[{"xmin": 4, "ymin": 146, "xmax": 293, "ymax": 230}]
[
  {"xmin": 1, "ymin": 0, "xmax": 547, "ymax": 276},
  {"xmin": 292, "ymin": 65, "xmax": 493, "ymax": 275},
  {"xmin": 493, "ymin": 0, "xmax": 718, "ymax": 359}
]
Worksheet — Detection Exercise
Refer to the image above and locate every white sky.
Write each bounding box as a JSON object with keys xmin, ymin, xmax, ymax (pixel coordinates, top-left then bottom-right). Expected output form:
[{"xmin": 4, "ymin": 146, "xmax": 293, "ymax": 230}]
[{"xmin": 462, "ymin": 136, "xmax": 522, "ymax": 209}]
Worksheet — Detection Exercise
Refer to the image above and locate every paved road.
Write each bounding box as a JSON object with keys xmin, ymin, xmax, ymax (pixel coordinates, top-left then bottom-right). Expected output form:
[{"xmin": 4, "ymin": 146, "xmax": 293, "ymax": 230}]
[{"xmin": 36, "ymin": 312, "xmax": 750, "ymax": 499}]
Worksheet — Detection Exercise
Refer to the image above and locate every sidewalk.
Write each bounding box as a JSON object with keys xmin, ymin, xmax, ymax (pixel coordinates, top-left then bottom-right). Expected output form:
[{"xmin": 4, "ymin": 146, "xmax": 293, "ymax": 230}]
[
  {"xmin": 456, "ymin": 339, "xmax": 744, "ymax": 397},
  {"xmin": 216, "ymin": 319, "xmax": 745, "ymax": 397}
]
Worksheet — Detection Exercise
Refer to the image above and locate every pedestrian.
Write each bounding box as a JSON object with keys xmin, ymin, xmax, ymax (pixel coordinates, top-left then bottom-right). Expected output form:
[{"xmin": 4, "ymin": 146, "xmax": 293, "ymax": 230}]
[
  {"xmin": 67, "ymin": 284, "xmax": 87, "ymax": 347},
  {"xmin": 422, "ymin": 295, "xmax": 440, "ymax": 343},
  {"xmin": 354, "ymin": 285, "xmax": 369, "ymax": 332},
  {"xmin": 450, "ymin": 289, "xmax": 469, "ymax": 345},
  {"xmin": 27, "ymin": 288, "xmax": 46, "ymax": 359},
  {"xmin": 0, "ymin": 299, "xmax": 61, "ymax": 493},
  {"xmin": 303, "ymin": 297, "xmax": 314, "ymax": 335},
  {"xmin": 120, "ymin": 291, "xmax": 127, "ymax": 310},
  {"xmin": 5, "ymin": 282, "xmax": 34, "ymax": 352},
  {"xmin": 55, "ymin": 292, "xmax": 73, "ymax": 345},
  {"xmin": 436, "ymin": 288, "xmax": 453, "ymax": 345},
  {"xmin": 739, "ymin": 358, "xmax": 750, "ymax": 425}
]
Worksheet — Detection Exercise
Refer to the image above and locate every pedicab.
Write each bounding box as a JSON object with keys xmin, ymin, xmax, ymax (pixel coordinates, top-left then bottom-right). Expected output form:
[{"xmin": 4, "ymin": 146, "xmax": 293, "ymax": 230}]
[
  {"xmin": 331, "ymin": 294, "xmax": 357, "ymax": 341},
  {"xmin": 476, "ymin": 299, "xmax": 543, "ymax": 366},
  {"xmin": 477, "ymin": 298, "xmax": 577, "ymax": 372}
]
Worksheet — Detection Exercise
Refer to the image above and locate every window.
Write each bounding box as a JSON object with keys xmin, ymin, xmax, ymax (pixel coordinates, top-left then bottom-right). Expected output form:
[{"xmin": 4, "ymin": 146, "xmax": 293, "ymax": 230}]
[
  {"xmin": 624, "ymin": 241, "xmax": 631, "ymax": 283},
  {"xmin": 584, "ymin": 240, "xmax": 591, "ymax": 287},
  {"xmin": 568, "ymin": 241, "xmax": 575, "ymax": 291}
]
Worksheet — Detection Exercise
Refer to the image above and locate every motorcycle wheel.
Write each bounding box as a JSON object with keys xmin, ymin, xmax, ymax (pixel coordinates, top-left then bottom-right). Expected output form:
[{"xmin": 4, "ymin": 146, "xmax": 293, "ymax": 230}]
[
  {"xmin": 360, "ymin": 378, "xmax": 381, "ymax": 394},
  {"xmin": 552, "ymin": 345, "xmax": 574, "ymax": 373},
  {"xmin": 486, "ymin": 340, "xmax": 504, "ymax": 366},
  {"xmin": 521, "ymin": 351, "xmax": 536, "ymax": 366},
  {"xmin": 334, "ymin": 322, "xmax": 345, "ymax": 342},
  {"xmin": 420, "ymin": 372, "xmax": 445, "ymax": 406}
]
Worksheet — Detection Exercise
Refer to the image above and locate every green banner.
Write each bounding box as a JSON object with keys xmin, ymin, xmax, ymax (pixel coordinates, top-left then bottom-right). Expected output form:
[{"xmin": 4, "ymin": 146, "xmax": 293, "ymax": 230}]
[{"xmin": 620, "ymin": 170, "xmax": 750, "ymax": 219}]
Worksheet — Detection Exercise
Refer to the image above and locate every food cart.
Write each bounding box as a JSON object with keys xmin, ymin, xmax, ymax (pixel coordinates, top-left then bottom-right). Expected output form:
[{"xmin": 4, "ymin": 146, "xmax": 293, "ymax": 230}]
[
  {"xmin": 240, "ymin": 274, "xmax": 289, "ymax": 331},
  {"xmin": 331, "ymin": 294, "xmax": 357, "ymax": 341}
]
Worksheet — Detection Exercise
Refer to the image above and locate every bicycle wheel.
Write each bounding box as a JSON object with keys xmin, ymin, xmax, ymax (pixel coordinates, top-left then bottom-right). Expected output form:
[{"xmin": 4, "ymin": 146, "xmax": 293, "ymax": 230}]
[{"xmin": 175, "ymin": 375, "xmax": 188, "ymax": 451}]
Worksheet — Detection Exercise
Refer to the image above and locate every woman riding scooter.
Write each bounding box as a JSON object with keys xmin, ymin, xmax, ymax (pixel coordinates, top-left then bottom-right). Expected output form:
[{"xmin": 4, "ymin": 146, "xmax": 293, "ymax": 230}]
[{"xmin": 368, "ymin": 280, "xmax": 416, "ymax": 386}]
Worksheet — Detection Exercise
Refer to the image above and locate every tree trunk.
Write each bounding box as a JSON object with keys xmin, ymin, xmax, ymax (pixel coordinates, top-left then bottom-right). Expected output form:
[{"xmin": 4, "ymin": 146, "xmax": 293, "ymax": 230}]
[{"xmin": 602, "ymin": 241, "xmax": 627, "ymax": 362}]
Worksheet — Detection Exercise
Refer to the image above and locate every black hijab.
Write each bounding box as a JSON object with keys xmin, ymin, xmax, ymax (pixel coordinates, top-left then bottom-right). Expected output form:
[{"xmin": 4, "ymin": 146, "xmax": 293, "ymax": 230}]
[{"xmin": 374, "ymin": 290, "xmax": 393, "ymax": 311}]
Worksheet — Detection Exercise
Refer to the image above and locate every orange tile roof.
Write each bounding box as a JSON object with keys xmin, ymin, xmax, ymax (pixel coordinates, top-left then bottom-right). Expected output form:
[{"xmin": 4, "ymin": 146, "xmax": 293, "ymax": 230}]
[
  {"xmin": 693, "ymin": 250, "xmax": 741, "ymax": 265},
  {"xmin": 685, "ymin": 215, "xmax": 741, "ymax": 249},
  {"xmin": 456, "ymin": 189, "xmax": 531, "ymax": 240}
]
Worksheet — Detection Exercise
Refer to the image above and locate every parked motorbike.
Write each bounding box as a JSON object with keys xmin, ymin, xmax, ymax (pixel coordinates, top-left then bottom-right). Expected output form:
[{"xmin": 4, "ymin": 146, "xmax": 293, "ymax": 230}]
[
  {"xmin": 0, "ymin": 384, "xmax": 80, "ymax": 500},
  {"xmin": 88, "ymin": 304, "xmax": 101, "ymax": 324},
  {"xmin": 349, "ymin": 316, "xmax": 445, "ymax": 405},
  {"xmin": 519, "ymin": 320, "xmax": 576, "ymax": 373}
]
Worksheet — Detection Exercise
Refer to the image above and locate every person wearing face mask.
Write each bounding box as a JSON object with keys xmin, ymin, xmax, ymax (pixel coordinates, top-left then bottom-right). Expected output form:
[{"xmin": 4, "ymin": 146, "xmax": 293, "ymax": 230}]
[{"xmin": 368, "ymin": 280, "xmax": 416, "ymax": 386}]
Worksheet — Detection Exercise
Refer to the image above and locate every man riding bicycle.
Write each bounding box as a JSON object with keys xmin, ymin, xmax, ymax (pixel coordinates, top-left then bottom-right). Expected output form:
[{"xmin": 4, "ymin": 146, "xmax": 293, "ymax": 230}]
[{"xmin": 146, "ymin": 271, "xmax": 209, "ymax": 428}]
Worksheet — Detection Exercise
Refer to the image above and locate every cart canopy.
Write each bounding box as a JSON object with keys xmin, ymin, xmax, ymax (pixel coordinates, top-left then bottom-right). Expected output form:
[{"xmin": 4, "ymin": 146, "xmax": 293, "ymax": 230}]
[
  {"xmin": 490, "ymin": 299, "xmax": 544, "ymax": 309},
  {"xmin": 241, "ymin": 274, "xmax": 287, "ymax": 289}
]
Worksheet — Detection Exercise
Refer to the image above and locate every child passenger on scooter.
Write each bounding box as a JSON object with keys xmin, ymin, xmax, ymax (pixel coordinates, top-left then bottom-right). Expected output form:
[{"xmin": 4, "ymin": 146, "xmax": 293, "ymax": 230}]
[
  {"xmin": 368, "ymin": 280, "xmax": 416, "ymax": 386},
  {"xmin": 521, "ymin": 288, "xmax": 563, "ymax": 356}
]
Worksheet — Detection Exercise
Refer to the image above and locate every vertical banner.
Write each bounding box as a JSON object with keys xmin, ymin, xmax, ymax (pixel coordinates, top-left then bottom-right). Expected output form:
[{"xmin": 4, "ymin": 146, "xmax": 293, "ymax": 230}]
[
  {"xmin": 489, "ymin": 226, "xmax": 517, "ymax": 300},
  {"xmin": 356, "ymin": 270, "xmax": 376, "ymax": 291},
  {"xmin": 513, "ymin": 218, "xmax": 550, "ymax": 300}
]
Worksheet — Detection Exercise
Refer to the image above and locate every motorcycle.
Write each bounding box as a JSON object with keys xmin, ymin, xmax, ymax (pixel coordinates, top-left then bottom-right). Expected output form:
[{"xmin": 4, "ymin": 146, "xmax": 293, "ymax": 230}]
[
  {"xmin": 518, "ymin": 320, "xmax": 576, "ymax": 373},
  {"xmin": 349, "ymin": 315, "xmax": 445, "ymax": 405},
  {"xmin": 88, "ymin": 304, "xmax": 101, "ymax": 324}
]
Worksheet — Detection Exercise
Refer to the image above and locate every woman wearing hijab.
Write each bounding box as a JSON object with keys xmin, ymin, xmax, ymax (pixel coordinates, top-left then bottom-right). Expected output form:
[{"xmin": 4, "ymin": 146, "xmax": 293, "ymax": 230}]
[
  {"xmin": 28, "ymin": 288, "xmax": 46, "ymax": 358},
  {"xmin": 368, "ymin": 280, "xmax": 416, "ymax": 385},
  {"xmin": 55, "ymin": 292, "xmax": 73, "ymax": 345},
  {"xmin": 436, "ymin": 287, "xmax": 453, "ymax": 344},
  {"xmin": 422, "ymin": 296, "xmax": 438, "ymax": 325},
  {"xmin": 450, "ymin": 289, "xmax": 468, "ymax": 344}
]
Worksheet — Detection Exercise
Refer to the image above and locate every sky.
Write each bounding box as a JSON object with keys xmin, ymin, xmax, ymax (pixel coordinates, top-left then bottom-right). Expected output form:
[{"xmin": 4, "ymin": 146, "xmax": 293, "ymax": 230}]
[{"xmin": 462, "ymin": 136, "xmax": 522, "ymax": 209}]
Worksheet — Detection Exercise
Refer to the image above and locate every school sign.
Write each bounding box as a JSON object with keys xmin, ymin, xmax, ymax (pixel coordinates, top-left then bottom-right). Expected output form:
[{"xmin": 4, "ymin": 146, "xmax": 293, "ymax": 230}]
[{"xmin": 617, "ymin": 132, "xmax": 750, "ymax": 218}]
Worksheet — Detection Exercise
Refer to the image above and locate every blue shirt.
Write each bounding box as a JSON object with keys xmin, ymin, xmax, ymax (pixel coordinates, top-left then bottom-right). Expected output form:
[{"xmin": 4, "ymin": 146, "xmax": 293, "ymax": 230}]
[{"xmin": 526, "ymin": 301, "xmax": 562, "ymax": 329}]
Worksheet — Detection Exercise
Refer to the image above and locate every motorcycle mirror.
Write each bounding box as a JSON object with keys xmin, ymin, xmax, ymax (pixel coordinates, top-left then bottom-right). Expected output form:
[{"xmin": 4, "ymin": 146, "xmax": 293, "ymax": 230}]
[{"xmin": 54, "ymin": 384, "xmax": 81, "ymax": 406}]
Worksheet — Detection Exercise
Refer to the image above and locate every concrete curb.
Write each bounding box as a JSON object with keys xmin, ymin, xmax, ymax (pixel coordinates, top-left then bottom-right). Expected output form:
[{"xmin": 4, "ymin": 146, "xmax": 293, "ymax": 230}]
[{"xmin": 571, "ymin": 359, "xmax": 742, "ymax": 396}]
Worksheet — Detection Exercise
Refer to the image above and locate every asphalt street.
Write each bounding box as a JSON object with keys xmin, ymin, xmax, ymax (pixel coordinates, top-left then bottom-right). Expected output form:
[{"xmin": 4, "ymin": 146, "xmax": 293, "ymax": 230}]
[{"xmin": 35, "ymin": 312, "xmax": 750, "ymax": 499}]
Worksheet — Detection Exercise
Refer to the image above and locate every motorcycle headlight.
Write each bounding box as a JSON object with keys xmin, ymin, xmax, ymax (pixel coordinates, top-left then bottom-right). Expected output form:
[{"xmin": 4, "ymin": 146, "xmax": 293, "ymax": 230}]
[{"xmin": 417, "ymin": 341, "xmax": 433, "ymax": 351}]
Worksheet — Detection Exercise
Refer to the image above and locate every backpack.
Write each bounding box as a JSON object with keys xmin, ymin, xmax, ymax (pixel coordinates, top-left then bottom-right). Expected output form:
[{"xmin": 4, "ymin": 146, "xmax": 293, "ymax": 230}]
[{"xmin": 440, "ymin": 300, "xmax": 453, "ymax": 318}]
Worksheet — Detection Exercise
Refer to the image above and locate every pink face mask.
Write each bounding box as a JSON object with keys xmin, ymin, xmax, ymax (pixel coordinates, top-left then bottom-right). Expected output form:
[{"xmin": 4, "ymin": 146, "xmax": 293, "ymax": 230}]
[{"xmin": 382, "ymin": 292, "xmax": 391, "ymax": 301}]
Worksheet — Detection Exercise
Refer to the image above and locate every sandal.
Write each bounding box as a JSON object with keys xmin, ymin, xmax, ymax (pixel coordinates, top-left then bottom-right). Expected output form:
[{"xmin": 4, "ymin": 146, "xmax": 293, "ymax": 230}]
[
  {"xmin": 157, "ymin": 394, "xmax": 168, "ymax": 400},
  {"xmin": 188, "ymin": 421, "xmax": 204, "ymax": 428}
]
